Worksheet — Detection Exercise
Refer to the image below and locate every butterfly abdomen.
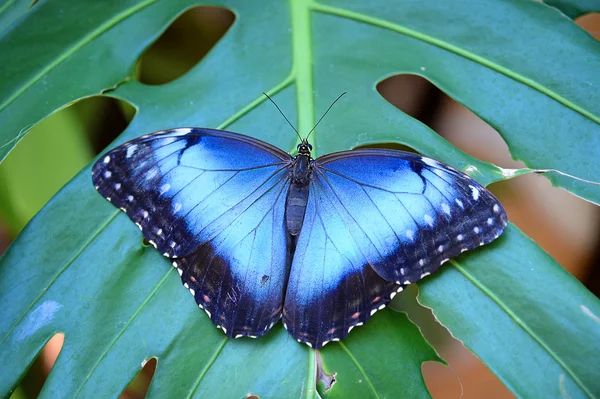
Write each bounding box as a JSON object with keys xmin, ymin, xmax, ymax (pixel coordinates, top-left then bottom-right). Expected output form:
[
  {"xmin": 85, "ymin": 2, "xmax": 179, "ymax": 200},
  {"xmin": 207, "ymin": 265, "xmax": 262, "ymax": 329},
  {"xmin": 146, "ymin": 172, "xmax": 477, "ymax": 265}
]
[
  {"xmin": 286, "ymin": 154, "xmax": 312, "ymax": 236},
  {"xmin": 286, "ymin": 184, "xmax": 309, "ymax": 236}
]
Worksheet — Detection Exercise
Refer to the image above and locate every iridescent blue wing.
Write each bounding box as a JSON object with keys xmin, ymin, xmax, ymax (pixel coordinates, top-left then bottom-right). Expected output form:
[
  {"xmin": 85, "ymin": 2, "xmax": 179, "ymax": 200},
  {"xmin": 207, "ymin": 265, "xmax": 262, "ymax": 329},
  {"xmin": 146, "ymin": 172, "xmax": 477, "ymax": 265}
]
[
  {"xmin": 283, "ymin": 149, "xmax": 507, "ymax": 348},
  {"xmin": 92, "ymin": 128, "xmax": 292, "ymax": 338}
]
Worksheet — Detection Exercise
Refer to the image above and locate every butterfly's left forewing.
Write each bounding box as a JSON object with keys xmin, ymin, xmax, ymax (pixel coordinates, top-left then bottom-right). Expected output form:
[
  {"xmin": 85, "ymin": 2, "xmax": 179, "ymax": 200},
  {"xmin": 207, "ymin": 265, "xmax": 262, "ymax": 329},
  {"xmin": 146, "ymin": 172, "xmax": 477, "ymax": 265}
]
[
  {"xmin": 93, "ymin": 128, "xmax": 293, "ymax": 338},
  {"xmin": 283, "ymin": 149, "xmax": 507, "ymax": 348}
]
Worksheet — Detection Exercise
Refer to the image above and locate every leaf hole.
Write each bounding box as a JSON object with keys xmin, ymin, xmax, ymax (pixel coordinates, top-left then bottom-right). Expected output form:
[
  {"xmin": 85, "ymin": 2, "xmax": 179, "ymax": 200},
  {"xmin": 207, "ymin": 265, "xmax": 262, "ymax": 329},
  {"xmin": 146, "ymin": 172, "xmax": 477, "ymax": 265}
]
[
  {"xmin": 17, "ymin": 333, "xmax": 64, "ymax": 398},
  {"xmin": 136, "ymin": 6, "xmax": 235, "ymax": 85},
  {"xmin": 0, "ymin": 96, "xmax": 134, "ymax": 235},
  {"xmin": 355, "ymin": 141, "xmax": 418, "ymax": 154},
  {"xmin": 122, "ymin": 357, "xmax": 157, "ymax": 399},
  {"xmin": 575, "ymin": 13, "xmax": 600, "ymax": 41},
  {"xmin": 379, "ymin": 73, "xmax": 600, "ymax": 288},
  {"xmin": 377, "ymin": 73, "xmax": 512, "ymax": 167},
  {"xmin": 393, "ymin": 287, "xmax": 512, "ymax": 398}
]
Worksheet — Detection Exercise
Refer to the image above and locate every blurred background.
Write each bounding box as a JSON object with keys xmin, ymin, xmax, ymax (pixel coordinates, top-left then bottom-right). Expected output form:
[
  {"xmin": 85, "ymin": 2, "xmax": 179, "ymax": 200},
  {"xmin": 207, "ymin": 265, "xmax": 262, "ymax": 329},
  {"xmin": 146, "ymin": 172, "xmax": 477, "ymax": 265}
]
[{"xmin": 1, "ymin": 5, "xmax": 598, "ymax": 399}]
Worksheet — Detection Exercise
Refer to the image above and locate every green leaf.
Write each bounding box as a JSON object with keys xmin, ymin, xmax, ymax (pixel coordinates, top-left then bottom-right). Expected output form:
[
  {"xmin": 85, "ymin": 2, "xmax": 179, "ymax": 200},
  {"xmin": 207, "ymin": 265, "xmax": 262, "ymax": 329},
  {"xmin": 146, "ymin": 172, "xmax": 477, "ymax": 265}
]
[
  {"xmin": 0, "ymin": 103, "xmax": 93, "ymax": 234},
  {"xmin": 1, "ymin": 0, "xmax": 599, "ymax": 398},
  {"xmin": 544, "ymin": 0, "xmax": 600, "ymax": 19},
  {"xmin": 419, "ymin": 224, "xmax": 600, "ymax": 398}
]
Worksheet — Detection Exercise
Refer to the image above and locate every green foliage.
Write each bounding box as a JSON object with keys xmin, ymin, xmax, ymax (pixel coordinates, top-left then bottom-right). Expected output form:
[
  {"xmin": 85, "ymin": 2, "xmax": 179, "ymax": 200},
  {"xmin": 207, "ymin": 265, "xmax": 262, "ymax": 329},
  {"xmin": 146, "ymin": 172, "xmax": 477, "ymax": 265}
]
[{"xmin": 0, "ymin": 0, "xmax": 599, "ymax": 398}]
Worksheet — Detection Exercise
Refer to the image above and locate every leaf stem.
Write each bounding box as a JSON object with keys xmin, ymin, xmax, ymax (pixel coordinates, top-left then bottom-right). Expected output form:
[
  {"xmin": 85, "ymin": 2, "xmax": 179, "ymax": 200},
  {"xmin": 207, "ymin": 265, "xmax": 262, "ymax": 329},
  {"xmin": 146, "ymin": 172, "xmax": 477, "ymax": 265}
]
[{"xmin": 290, "ymin": 0, "xmax": 316, "ymax": 151}]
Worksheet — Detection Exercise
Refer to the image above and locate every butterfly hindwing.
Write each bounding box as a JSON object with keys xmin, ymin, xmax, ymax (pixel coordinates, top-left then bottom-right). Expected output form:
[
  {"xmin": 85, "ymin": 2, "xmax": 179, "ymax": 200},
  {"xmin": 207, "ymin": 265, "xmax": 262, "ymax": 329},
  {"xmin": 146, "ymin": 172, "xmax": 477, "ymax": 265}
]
[
  {"xmin": 282, "ymin": 176, "xmax": 403, "ymax": 348},
  {"xmin": 283, "ymin": 149, "xmax": 507, "ymax": 348},
  {"xmin": 93, "ymin": 128, "xmax": 293, "ymax": 338},
  {"xmin": 172, "ymin": 172, "xmax": 291, "ymax": 338}
]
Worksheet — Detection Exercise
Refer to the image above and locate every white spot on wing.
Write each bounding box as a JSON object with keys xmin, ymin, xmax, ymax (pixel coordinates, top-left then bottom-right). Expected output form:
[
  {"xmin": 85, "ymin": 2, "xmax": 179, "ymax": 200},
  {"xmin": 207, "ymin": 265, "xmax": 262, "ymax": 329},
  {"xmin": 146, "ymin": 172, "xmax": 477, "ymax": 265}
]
[
  {"xmin": 422, "ymin": 157, "xmax": 438, "ymax": 167},
  {"xmin": 469, "ymin": 185, "xmax": 480, "ymax": 200},
  {"xmin": 424, "ymin": 214, "xmax": 434, "ymax": 226},
  {"xmin": 474, "ymin": 226, "xmax": 480, "ymax": 234},
  {"xmin": 104, "ymin": 171, "xmax": 111, "ymax": 178},
  {"xmin": 493, "ymin": 204, "xmax": 500, "ymax": 213},
  {"xmin": 456, "ymin": 199, "xmax": 464, "ymax": 208},
  {"xmin": 160, "ymin": 183, "xmax": 171, "ymax": 194},
  {"xmin": 457, "ymin": 234, "xmax": 463, "ymax": 241},
  {"xmin": 174, "ymin": 203, "xmax": 182, "ymax": 212},
  {"xmin": 103, "ymin": 156, "xmax": 110, "ymax": 164},
  {"xmin": 441, "ymin": 202, "xmax": 450, "ymax": 215},
  {"xmin": 126, "ymin": 144, "xmax": 138, "ymax": 158},
  {"xmin": 405, "ymin": 230, "xmax": 414, "ymax": 240}
]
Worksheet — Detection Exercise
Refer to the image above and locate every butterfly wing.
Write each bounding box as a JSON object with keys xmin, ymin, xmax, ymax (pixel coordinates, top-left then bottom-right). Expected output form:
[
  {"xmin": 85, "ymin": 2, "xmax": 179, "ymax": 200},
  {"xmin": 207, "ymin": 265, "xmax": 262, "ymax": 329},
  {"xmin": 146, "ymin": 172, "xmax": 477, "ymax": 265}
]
[
  {"xmin": 92, "ymin": 128, "xmax": 293, "ymax": 338},
  {"xmin": 283, "ymin": 149, "xmax": 507, "ymax": 348}
]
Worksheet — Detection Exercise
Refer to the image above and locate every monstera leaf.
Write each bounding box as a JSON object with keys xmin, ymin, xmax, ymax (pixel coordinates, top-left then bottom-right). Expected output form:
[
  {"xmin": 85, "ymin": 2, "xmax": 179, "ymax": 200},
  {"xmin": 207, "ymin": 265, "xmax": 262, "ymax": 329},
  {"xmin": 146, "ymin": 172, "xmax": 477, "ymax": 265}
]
[{"xmin": 1, "ymin": 1, "xmax": 599, "ymax": 398}]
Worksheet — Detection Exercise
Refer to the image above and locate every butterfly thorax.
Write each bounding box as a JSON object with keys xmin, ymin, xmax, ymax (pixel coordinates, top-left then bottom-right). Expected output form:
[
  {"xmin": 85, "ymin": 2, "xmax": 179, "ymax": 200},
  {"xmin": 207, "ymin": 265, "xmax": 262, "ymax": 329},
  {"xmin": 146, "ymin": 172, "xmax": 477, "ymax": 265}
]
[
  {"xmin": 290, "ymin": 154, "xmax": 312, "ymax": 186},
  {"xmin": 286, "ymin": 143, "xmax": 313, "ymax": 236}
]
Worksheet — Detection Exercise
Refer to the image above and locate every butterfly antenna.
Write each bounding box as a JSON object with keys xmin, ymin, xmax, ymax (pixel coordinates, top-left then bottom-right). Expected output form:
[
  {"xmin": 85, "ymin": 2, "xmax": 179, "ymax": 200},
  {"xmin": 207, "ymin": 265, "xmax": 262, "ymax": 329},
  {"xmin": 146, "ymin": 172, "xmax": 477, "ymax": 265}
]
[
  {"xmin": 305, "ymin": 92, "xmax": 347, "ymax": 141},
  {"xmin": 263, "ymin": 92, "xmax": 302, "ymax": 141}
]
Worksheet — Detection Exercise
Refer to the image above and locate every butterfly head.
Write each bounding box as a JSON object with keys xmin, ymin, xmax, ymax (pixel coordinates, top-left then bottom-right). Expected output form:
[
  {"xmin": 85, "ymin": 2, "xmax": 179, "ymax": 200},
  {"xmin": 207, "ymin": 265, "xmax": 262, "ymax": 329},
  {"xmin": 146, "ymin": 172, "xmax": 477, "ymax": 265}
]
[{"xmin": 297, "ymin": 141, "xmax": 313, "ymax": 157}]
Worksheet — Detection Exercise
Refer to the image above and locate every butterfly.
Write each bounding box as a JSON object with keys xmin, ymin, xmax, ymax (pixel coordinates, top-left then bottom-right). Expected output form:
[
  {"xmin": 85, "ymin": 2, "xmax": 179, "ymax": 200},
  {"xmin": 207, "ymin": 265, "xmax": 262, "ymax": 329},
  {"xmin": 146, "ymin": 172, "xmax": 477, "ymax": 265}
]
[{"xmin": 92, "ymin": 126, "xmax": 507, "ymax": 349}]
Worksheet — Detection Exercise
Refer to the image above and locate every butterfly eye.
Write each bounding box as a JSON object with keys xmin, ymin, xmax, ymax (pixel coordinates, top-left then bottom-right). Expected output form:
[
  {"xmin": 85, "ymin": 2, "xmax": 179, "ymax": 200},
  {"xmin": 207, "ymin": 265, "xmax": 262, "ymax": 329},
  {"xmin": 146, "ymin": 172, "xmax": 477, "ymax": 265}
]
[{"xmin": 307, "ymin": 143, "xmax": 312, "ymax": 150}]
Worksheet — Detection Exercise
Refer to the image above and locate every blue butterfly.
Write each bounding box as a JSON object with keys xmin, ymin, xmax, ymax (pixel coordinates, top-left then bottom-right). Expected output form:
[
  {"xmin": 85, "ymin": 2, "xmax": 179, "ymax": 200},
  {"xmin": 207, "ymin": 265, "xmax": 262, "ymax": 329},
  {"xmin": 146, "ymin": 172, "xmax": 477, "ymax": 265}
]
[{"xmin": 92, "ymin": 127, "xmax": 506, "ymax": 348}]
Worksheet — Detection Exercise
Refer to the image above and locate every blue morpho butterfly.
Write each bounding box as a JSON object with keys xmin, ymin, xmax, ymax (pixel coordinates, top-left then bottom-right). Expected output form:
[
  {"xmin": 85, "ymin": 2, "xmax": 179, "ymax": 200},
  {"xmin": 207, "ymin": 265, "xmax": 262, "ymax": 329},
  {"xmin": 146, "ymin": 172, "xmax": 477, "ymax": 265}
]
[{"xmin": 92, "ymin": 97, "xmax": 507, "ymax": 349}]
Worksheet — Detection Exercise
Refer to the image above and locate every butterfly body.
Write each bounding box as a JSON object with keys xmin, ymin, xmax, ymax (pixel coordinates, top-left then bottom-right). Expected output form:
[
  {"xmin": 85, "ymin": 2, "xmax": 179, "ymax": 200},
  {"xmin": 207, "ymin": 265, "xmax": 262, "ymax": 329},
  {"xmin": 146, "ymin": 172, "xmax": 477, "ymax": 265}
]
[
  {"xmin": 93, "ymin": 128, "xmax": 507, "ymax": 348},
  {"xmin": 285, "ymin": 143, "xmax": 312, "ymax": 236}
]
